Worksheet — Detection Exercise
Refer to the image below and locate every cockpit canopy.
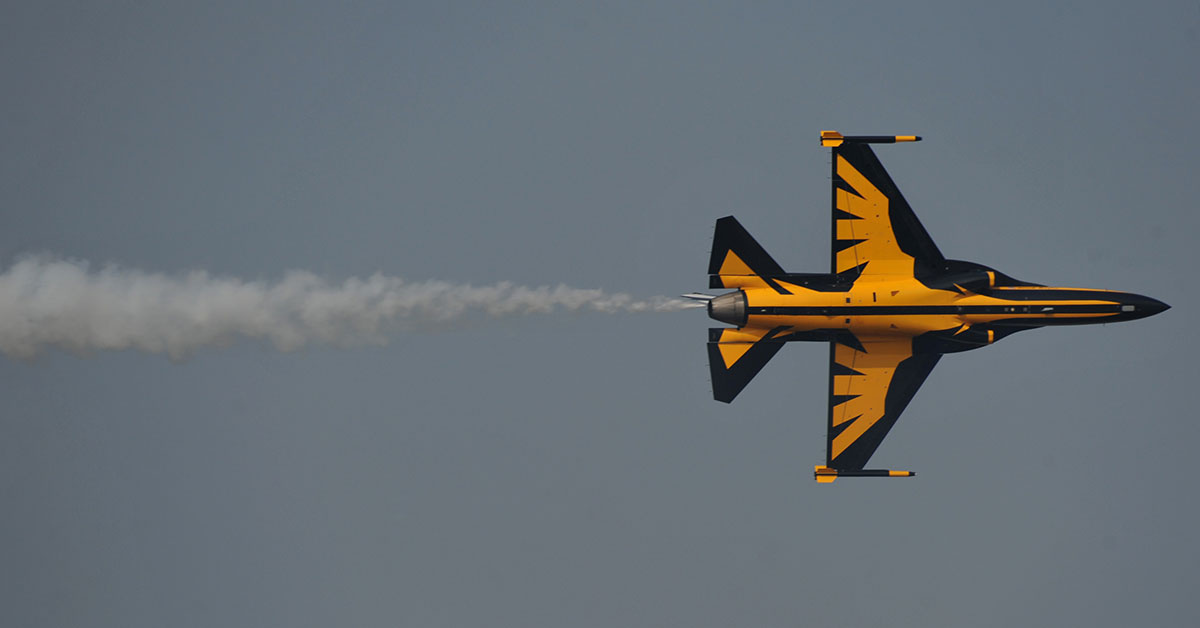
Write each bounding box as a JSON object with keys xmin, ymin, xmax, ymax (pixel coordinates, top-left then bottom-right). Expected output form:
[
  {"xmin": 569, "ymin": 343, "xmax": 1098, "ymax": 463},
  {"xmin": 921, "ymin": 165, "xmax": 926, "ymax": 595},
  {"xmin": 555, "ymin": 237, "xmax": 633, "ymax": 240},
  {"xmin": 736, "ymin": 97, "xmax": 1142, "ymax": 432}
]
[{"xmin": 922, "ymin": 260, "xmax": 1041, "ymax": 294}]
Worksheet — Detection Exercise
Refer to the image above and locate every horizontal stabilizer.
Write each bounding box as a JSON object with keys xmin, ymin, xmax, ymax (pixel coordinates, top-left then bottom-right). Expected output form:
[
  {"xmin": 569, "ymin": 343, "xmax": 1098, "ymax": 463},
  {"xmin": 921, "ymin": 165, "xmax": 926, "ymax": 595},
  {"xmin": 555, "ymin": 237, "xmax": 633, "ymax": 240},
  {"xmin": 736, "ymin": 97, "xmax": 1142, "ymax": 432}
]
[
  {"xmin": 708, "ymin": 217, "xmax": 785, "ymax": 291},
  {"xmin": 708, "ymin": 327, "xmax": 789, "ymax": 403}
]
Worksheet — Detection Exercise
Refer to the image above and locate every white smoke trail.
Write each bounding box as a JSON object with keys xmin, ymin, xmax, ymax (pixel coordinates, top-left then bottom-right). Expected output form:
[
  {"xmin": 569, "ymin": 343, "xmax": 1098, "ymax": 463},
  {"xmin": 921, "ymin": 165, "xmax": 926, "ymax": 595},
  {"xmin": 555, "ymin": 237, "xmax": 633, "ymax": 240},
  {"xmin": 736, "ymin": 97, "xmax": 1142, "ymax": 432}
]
[{"xmin": 0, "ymin": 256, "xmax": 701, "ymax": 359}]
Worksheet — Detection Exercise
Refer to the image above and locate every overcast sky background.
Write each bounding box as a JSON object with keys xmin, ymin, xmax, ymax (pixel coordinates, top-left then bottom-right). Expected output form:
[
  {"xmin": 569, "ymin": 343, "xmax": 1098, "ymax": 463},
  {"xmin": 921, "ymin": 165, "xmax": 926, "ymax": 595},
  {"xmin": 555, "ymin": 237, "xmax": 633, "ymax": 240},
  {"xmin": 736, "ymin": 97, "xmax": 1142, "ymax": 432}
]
[{"xmin": 2, "ymin": 3, "xmax": 1197, "ymax": 627}]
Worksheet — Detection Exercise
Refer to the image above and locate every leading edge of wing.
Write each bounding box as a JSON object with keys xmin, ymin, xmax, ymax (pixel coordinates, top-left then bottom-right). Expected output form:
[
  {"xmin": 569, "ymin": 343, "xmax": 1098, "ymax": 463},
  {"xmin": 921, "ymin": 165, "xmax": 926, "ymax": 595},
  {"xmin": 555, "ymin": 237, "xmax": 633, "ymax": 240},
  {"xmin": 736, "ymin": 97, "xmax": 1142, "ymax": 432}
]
[{"xmin": 825, "ymin": 338, "xmax": 941, "ymax": 470}]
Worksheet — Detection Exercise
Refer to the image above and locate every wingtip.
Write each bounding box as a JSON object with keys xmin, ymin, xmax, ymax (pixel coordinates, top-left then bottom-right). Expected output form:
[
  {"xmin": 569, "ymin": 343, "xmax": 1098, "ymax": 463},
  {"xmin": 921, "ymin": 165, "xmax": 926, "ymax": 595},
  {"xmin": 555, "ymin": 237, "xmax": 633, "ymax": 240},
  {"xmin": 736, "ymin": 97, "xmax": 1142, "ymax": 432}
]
[{"xmin": 821, "ymin": 132, "xmax": 923, "ymax": 145}]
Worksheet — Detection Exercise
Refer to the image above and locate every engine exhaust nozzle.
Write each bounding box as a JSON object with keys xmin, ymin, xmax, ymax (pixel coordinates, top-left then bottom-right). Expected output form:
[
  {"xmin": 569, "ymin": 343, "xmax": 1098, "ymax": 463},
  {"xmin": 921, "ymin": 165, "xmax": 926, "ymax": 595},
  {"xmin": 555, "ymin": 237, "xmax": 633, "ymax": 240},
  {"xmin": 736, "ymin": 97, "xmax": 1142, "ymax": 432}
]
[{"xmin": 708, "ymin": 290, "xmax": 747, "ymax": 327}]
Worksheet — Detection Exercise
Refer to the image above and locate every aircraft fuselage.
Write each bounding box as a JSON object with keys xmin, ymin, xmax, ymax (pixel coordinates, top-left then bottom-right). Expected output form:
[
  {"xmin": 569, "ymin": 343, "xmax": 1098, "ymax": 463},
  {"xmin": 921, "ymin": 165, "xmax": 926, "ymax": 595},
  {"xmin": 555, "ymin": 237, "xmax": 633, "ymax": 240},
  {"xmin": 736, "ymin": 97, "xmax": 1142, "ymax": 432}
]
[{"xmin": 709, "ymin": 270, "xmax": 1167, "ymax": 352}]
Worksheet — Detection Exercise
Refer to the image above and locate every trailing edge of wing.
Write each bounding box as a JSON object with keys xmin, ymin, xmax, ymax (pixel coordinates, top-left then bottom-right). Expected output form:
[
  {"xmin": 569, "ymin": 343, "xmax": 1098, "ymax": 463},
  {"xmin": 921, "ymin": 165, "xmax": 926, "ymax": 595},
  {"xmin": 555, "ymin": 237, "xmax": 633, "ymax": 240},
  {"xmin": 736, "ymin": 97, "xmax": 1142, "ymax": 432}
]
[{"xmin": 707, "ymin": 327, "xmax": 788, "ymax": 403}]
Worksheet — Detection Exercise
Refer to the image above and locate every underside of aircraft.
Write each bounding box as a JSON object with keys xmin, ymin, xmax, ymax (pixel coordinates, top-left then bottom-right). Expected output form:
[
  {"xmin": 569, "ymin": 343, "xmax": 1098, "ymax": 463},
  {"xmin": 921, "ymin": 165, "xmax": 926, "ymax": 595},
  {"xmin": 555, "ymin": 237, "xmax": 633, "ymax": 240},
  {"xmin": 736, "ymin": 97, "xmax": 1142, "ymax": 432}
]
[{"xmin": 687, "ymin": 131, "xmax": 1169, "ymax": 482}]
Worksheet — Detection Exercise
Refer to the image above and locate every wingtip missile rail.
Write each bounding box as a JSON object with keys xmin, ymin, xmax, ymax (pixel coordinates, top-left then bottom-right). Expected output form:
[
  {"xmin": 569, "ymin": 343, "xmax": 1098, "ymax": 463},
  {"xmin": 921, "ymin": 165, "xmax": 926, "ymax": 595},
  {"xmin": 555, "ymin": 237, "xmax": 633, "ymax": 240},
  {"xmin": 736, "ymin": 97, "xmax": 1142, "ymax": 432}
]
[
  {"xmin": 814, "ymin": 466, "xmax": 916, "ymax": 483},
  {"xmin": 819, "ymin": 130, "xmax": 922, "ymax": 147}
]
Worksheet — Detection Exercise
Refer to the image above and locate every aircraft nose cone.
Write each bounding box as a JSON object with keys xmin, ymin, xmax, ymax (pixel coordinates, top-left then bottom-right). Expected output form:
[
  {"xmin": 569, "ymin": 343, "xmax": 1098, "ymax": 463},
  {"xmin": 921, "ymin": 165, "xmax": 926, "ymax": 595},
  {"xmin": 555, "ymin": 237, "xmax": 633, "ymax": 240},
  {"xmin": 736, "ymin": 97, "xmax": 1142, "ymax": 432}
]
[
  {"xmin": 1123, "ymin": 294, "xmax": 1170, "ymax": 319},
  {"xmin": 1147, "ymin": 298, "xmax": 1170, "ymax": 315}
]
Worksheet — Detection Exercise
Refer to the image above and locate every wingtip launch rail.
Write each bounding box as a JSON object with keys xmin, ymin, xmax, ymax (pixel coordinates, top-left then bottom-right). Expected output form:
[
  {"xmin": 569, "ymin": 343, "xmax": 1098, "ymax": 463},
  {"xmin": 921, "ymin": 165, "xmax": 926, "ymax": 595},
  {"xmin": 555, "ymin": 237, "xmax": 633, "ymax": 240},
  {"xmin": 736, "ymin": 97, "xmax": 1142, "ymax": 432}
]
[{"xmin": 819, "ymin": 130, "xmax": 922, "ymax": 147}]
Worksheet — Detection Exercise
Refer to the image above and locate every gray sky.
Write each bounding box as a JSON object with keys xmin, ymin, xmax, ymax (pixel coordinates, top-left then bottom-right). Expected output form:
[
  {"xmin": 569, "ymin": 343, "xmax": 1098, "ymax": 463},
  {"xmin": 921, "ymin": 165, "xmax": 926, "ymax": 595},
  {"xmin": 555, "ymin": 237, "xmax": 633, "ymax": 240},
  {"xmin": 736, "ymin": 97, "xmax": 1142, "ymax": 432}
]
[{"xmin": 2, "ymin": 2, "xmax": 1198, "ymax": 626}]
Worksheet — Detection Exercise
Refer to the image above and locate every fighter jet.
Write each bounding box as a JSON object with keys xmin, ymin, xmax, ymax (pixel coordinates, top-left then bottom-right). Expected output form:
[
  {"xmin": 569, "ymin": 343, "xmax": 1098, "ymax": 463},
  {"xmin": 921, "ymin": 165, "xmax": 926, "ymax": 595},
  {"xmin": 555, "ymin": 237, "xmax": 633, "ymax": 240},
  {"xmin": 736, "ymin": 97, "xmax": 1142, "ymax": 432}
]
[{"xmin": 685, "ymin": 131, "xmax": 1169, "ymax": 482}]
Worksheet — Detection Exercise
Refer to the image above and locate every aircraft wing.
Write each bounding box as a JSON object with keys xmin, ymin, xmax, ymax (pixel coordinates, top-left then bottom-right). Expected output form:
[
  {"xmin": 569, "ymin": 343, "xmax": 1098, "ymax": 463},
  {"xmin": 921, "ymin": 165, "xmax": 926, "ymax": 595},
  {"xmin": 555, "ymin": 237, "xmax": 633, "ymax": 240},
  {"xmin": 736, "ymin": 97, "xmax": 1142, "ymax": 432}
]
[
  {"xmin": 830, "ymin": 141, "xmax": 944, "ymax": 279},
  {"xmin": 825, "ymin": 338, "xmax": 940, "ymax": 471}
]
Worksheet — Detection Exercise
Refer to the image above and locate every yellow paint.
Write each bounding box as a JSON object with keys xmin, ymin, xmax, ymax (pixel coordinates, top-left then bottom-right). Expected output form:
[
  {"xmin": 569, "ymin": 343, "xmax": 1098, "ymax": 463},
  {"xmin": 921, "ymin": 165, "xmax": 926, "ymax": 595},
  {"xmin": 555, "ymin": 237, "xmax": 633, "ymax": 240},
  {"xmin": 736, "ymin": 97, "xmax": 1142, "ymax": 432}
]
[
  {"xmin": 894, "ymin": 136, "xmax": 919, "ymax": 142},
  {"xmin": 773, "ymin": 279, "xmax": 810, "ymax": 294},
  {"xmin": 835, "ymin": 155, "xmax": 915, "ymax": 276},
  {"xmin": 888, "ymin": 470, "xmax": 913, "ymax": 477},
  {"xmin": 718, "ymin": 342, "xmax": 753, "ymax": 369},
  {"xmin": 714, "ymin": 328, "xmax": 769, "ymax": 344},
  {"xmin": 716, "ymin": 250, "xmax": 774, "ymax": 290},
  {"xmin": 713, "ymin": 327, "xmax": 773, "ymax": 368},
  {"xmin": 830, "ymin": 339, "xmax": 912, "ymax": 460},
  {"xmin": 719, "ymin": 250, "xmax": 753, "ymax": 275},
  {"xmin": 820, "ymin": 130, "xmax": 844, "ymax": 147},
  {"xmin": 814, "ymin": 466, "xmax": 838, "ymax": 482}
]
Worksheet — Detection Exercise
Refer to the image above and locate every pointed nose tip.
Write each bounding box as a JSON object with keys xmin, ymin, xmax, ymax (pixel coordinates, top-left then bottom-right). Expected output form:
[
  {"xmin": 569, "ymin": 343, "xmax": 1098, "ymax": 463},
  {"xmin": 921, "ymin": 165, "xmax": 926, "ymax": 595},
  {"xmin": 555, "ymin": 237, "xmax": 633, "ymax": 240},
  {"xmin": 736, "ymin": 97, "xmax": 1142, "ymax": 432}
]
[
  {"xmin": 1130, "ymin": 295, "xmax": 1170, "ymax": 318},
  {"xmin": 1110, "ymin": 293, "xmax": 1170, "ymax": 321}
]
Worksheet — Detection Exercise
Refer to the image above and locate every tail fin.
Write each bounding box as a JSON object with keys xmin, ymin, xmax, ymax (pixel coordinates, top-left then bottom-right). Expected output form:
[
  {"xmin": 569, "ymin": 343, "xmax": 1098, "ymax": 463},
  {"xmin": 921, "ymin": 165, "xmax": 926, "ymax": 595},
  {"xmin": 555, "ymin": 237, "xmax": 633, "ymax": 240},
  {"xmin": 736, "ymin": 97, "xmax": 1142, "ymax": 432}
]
[
  {"xmin": 708, "ymin": 216, "xmax": 785, "ymax": 290},
  {"xmin": 707, "ymin": 327, "xmax": 788, "ymax": 403}
]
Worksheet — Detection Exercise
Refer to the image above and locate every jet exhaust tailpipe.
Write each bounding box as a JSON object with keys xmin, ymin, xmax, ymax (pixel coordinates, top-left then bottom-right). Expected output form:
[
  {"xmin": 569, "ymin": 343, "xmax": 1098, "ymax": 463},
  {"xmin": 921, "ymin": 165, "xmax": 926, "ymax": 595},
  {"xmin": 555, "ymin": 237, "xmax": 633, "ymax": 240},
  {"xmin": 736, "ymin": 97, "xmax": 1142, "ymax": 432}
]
[{"xmin": 708, "ymin": 290, "xmax": 747, "ymax": 327}]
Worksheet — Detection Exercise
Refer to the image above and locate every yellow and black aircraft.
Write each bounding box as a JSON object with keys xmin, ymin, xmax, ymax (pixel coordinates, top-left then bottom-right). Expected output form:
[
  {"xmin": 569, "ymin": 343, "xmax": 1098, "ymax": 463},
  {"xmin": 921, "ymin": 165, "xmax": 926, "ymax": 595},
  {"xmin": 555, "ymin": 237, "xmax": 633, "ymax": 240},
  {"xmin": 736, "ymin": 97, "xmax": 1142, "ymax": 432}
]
[{"xmin": 685, "ymin": 131, "xmax": 1169, "ymax": 483}]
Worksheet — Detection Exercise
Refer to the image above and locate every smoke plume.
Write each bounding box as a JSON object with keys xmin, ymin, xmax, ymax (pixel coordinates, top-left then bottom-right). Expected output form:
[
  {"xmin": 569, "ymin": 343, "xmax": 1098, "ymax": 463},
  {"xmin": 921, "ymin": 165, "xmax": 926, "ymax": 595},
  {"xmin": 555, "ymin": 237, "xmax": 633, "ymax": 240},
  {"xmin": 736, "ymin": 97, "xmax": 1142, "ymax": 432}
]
[{"xmin": 0, "ymin": 256, "xmax": 700, "ymax": 359}]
